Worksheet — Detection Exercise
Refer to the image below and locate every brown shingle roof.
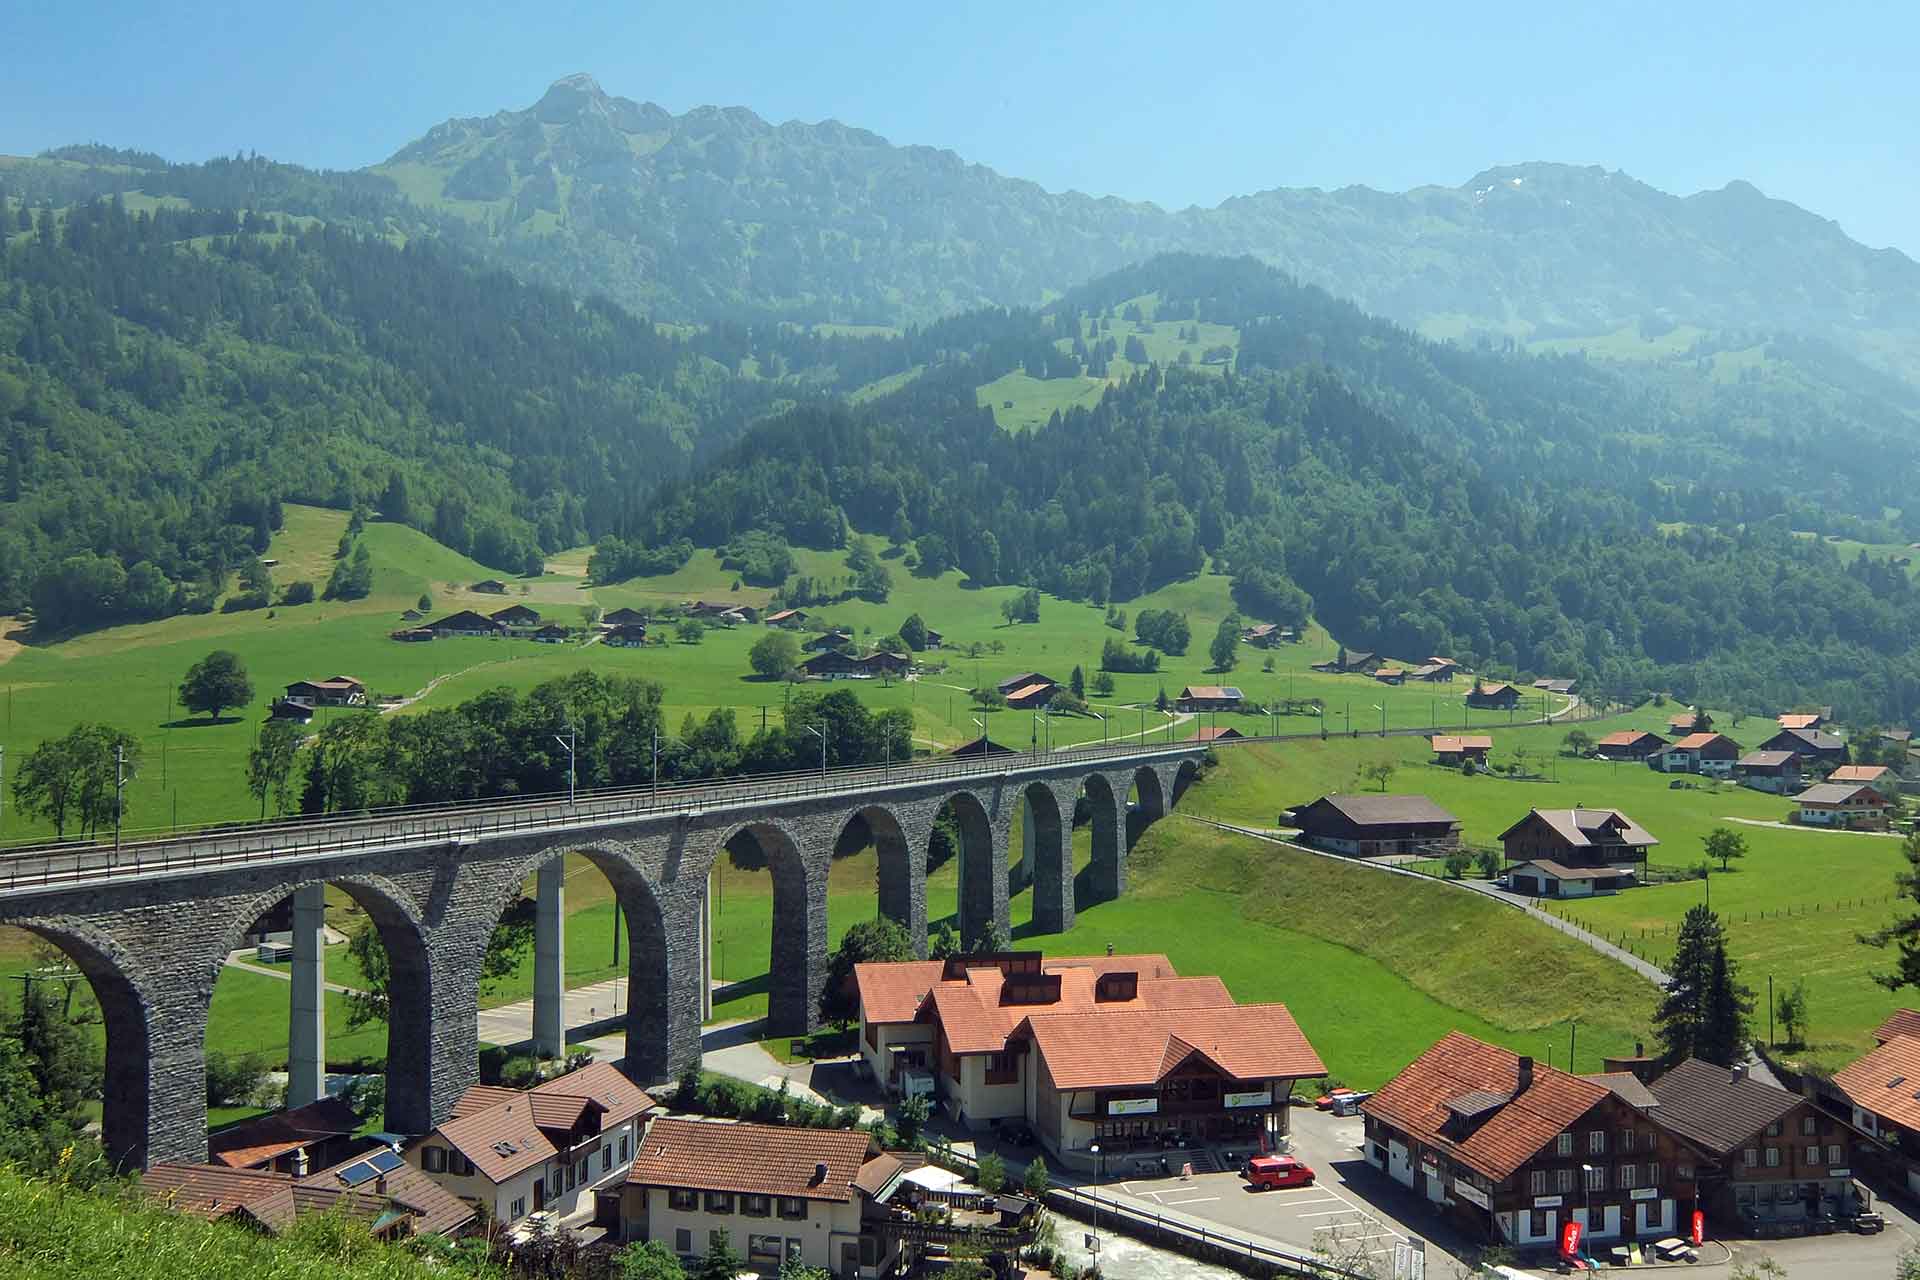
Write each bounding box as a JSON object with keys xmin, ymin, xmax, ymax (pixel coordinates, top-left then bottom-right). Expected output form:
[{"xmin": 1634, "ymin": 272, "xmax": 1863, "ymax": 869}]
[
  {"xmin": 1502, "ymin": 808, "xmax": 1658, "ymax": 849},
  {"xmin": 436, "ymin": 1097, "xmax": 558, "ymax": 1183},
  {"xmin": 532, "ymin": 1059, "xmax": 656, "ymax": 1130},
  {"xmin": 1319, "ymin": 794, "xmax": 1461, "ymax": 827},
  {"xmin": 1794, "ymin": 782, "xmax": 1887, "ymax": 806},
  {"xmin": 1021, "ymin": 1004, "xmax": 1324, "ymax": 1090},
  {"xmin": 449, "ymin": 1085, "xmax": 523, "ymax": 1119},
  {"xmin": 1363, "ymin": 1031, "xmax": 1609, "ymax": 1182},
  {"xmin": 1778, "ymin": 713, "xmax": 1822, "ymax": 730},
  {"xmin": 1671, "ymin": 732, "xmax": 1736, "ymax": 752},
  {"xmin": 852, "ymin": 1152, "xmax": 904, "ymax": 1199},
  {"xmin": 1509, "ymin": 859, "xmax": 1634, "ymax": 882},
  {"xmin": 628, "ymin": 1117, "xmax": 874, "ymax": 1202},
  {"xmin": 1832, "ymin": 1035, "xmax": 1920, "ymax": 1133},
  {"xmin": 1431, "ymin": 735, "xmax": 1493, "ymax": 752},
  {"xmin": 1598, "ymin": 730, "xmax": 1664, "ymax": 748},
  {"xmin": 142, "ymin": 1162, "xmax": 300, "ymax": 1226},
  {"xmin": 208, "ymin": 1095, "xmax": 361, "ymax": 1169},
  {"xmin": 1739, "ymin": 750, "xmax": 1798, "ymax": 768},
  {"xmin": 302, "ymin": 1151, "xmax": 476, "ymax": 1238},
  {"xmin": 1584, "ymin": 1072, "xmax": 1659, "ymax": 1109},
  {"xmin": 1644, "ymin": 1059, "xmax": 1802, "ymax": 1156}
]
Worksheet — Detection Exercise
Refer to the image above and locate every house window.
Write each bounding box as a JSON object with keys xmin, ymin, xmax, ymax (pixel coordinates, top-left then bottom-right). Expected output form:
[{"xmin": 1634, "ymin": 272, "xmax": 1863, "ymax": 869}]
[
  {"xmin": 1806, "ymin": 1146, "xmax": 1821, "ymax": 1166},
  {"xmin": 675, "ymin": 1229, "xmax": 692, "ymax": 1255},
  {"xmin": 448, "ymin": 1152, "xmax": 473, "ymax": 1177},
  {"xmin": 1530, "ymin": 1170, "xmax": 1548, "ymax": 1197},
  {"xmin": 1766, "ymin": 1121, "xmax": 1781, "ymax": 1138},
  {"xmin": 1647, "ymin": 1164, "xmax": 1661, "ymax": 1186},
  {"xmin": 620, "ymin": 1134, "xmax": 630, "ymax": 1164},
  {"xmin": 786, "ymin": 1239, "xmax": 805, "ymax": 1262},
  {"xmin": 1676, "ymin": 1164, "xmax": 1691, "ymax": 1180},
  {"xmin": 1829, "ymin": 1144, "xmax": 1843, "ymax": 1165},
  {"xmin": 1557, "ymin": 1134, "xmax": 1574, "ymax": 1157},
  {"xmin": 1529, "ymin": 1210, "xmax": 1550, "ymax": 1238},
  {"xmin": 985, "ymin": 1052, "xmax": 1017, "ymax": 1083},
  {"xmin": 1743, "ymin": 1149, "xmax": 1758, "ymax": 1168},
  {"xmin": 705, "ymin": 1192, "xmax": 735, "ymax": 1214},
  {"xmin": 603, "ymin": 1147, "xmax": 613, "ymax": 1174},
  {"xmin": 743, "ymin": 1195, "xmax": 771, "ymax": 1218},
  {"xmin": 1585, "ymin": 1166, "xmax": 1607, "ymax": 1192},
  {"xmin": 1588, "ymin": 1131, "xmax": 1607, "ymax": 1155},
  {"xmin": 1619, "ymin": 1165, "xmax": 1637, "ymax": 1189},
  {"xmin": 422, "ymin": 1146, "xmax": 447, "ymax": 1173},
  {"xmin": 1765, "ymin": 1148, "xmax": 1781, "ymax": 1168},
  {"xmin": 1557, "ymin": 1169, "xmax": 1575, "ymax": 1195},
  {"xmin": 669, "ymin": 1189, "xmax": 698, "ymax": 1211},
  {"xmin": 1801, "ymin": 1114, "xmax": 1817, "ymax": 1135},
  {"xmin": 1620, "ymin": 1129, "xmax": 1635, "ymax": 1153},
  {"xmin": 749, "ymin": 1234, "xmax": 783, "ymax": 1263},
  {"xmin": 511, "ymin": 1197, "xmax": 526, "ymax": 1220},
  {"xmin": 778, "ymin": 1197, "xmax": 808, "ymax": 1220}
]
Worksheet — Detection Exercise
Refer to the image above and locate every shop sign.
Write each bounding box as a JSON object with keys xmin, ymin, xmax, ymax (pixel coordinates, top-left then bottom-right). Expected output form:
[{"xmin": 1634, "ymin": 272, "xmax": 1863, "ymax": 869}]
[
  {"xmin": 1453, "ymin": 1178, "xmax": 1490, "ymax": 1210},
  {"xmin": 1108, "ymin": 1097, "xmax": 1158, "ymax": 1116},
  {"xmin": 1629, "ymin": 1187, "xmax": 1658, "ymax": 1201},
  {"xmin": 1223, "ymin": 1090, "xmax": 1273, "ymax": 1109},
  {"xmin": 1532, "ymin": 1195, "xmax": 1563, "ymax": 1208}
]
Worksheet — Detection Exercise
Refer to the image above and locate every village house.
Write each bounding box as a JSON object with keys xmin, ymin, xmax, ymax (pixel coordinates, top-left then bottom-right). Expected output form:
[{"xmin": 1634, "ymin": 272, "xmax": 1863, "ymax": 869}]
[
  {"xmin": 1760, "ymin": 727, "xmax": 1849, "ymax": 771},
  {"xmin": 1311, "ymin": 649, "xmax": 1379, "ymax": 674},
  {"xmin": 1659, "ymin": 732, "xmax": 1741, "ymax": 776},
  {"xmin": 1595, "ymin": 730, "xmax": 1668, "ymax": 761},
  {"xmin": 1735, "ymin": 751, "xmax": 1804, "ymax": 795},
  {"xmin": 689, "ymin": 600, "xmax": 758, "ymax": 624},
  {"xmin": 1830, "ymin": 1013, "xmax": 1920, "ymax": 1197},
  {"xmin": 472, "ymin": 579, "xmax": 508, "ymax": 595},
  {"xmin": 1175, "ymin": 684, "xmax": 1244, "ymax": 712},
  {"xmin": 948, "ymin": 735, "xmax": 1017, "ymax": 758},
  {"xmin": 1791, "ymin": 781, "xmax": 1892, "ymax": 830},
  {"xmin": 801, "ymin": 650, "xmax": 865, "ymax": 681},
  {"xmin": 1409, "ymin": 661, "xmax": 1458, "ymax": 682},
  {"xmin": 269, "ymin": 698, "xmax": 316, "ymax": 723},
  {"xmin": 1465, "ymin": 681, "xmax": 1521, "ymax": 710},
  {"xmin": 995, "ymin": 672, "xmax": 1056, "ymax": 696},
  {"xmin": 1290, "ymin": 794, "xmax": 1462, "ymax": 856},
  {"xmin": 806, "ymin": 629, "xmax": 856, "ymax": 653},
  {"xmin": 207, "ymin": 1096, "xmax": 365, "ymax": 1175},
  {"xmin": 390, "ymin": 627, "xmax": 435, "ymax": 643},
  {"xmin": 1430, "ymin": 734, "xmax": 1493, "ymax": 766},
  {"xmin": 852, "ymin": 952, "xmax": 1323, "ymax": 1171},
  {"xmin": 407, "ymin": 1062, "xmax": 655, "ymax": 1230},
  {"xmin": 1645, "ymin": 1059, "xmax": 1867, "ymax": 1231},
  {"xmin": 1241, "ymin": 621, "xmax": 1288, "ymax": 648},
  {"xmin": 1002, "ymin": 681, "xmax": 1056, "ymax": 710},
  {"xmin": 282, "ymin": 676, "xmax": 367, "ymax": 709},
  {"xmin": 619, "ymin": 1117, "xmax": 902, "ymax": 1276},
  {"xmin": 1499, "ymin": 809, "xmax": 1658, "ymax": 899},
  {"xmin": 860, "ymin": 651, "xmax": 910, "ymax": 679},
  {"xmin": 491, "ymin": 604, "xmax": 541, "ymax": 629},
  {"xmin": 1533, "ymin": 678, "xmax": 1578, "ymax": 695},
  {"xmin": 922, "ymin": 628, "xmax": 944, "ymax": 649},
  {"xmin": 1193, "ymin": 726, "xmax": 1244, "ymax": 743},
  {"xmin": 604, "ymin": 623, "xmax": 649, "ymax": 648},
  {"xmin": 529, "ymin": 624, "xmax": 569, "ymax": 644},
  {"xmin": 1829, "ymin": 763, "xmax": 1895, "ymax": 788},
  {"xmin": 763, "ymin": 608, "xmax": 808, "ymax": 628},
  {"xmin": 1362, "ymin": 1032, "xmax": 1697, "ymax": 1248},
  {"xmin": 1669, "ymin": 710, "xmax": 1712, "ymax": 736},
  {"xmin": 425, "ymin": 610, "xmax": 505, "ymax": 638},
  {"xmin": 1778, "ymin": 710, "xmax": 1830, "ymax": 733},
  {"xmin": 601, "ymin": 607, "xmax": 648, "ymax": 628},
  {"xmin": 1373, "ymin": 666, "xmax": 1408, "ymax": 685},
  {"xmin": 141, "ymin": 1150, "xmax": 475, "ymax": 1241}
]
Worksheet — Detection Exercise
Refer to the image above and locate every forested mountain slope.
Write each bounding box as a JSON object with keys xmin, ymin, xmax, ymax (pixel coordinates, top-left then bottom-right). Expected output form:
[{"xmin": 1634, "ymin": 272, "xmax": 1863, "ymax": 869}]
[
  {"xmin": 0, "ymin": 193, "xmax": 778, "ymax": 624},
  {"xmin": 639, "ymin": 256, "xmax": 1920, "ymax": 723}
]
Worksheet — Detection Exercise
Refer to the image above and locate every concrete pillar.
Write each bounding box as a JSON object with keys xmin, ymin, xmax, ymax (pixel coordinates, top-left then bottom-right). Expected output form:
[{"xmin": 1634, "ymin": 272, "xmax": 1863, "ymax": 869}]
[
  {"xmin": 1031, "ymin": 784, "xmax": 1076, "ymax": 936},
  {"xmin": 768, "ymin": 859, "xmax": 829, "ymax": 1037},
  {"xmin": 1009, "ymin": 792, "xmax": 1035, "ymax": 894},
  {"xmin": 1087, "ymin": 773, "xmax": 1128, "ymax": 904},
  {"xmin": 700, "ymin": 881, "xmax": 713, "ymax": 1021},
  {"xmin": 533, "ymin": 861, "xmax": 566, "ymax": 1060},
  {"xmin": 286, "ymin": 884, "xmax": 327, "ymax": 1108}
]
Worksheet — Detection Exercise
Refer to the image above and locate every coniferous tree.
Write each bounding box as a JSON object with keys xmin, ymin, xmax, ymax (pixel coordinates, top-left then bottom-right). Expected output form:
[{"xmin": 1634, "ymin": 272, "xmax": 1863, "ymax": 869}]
[{"xmin": 1655, "ymin": 905, "xmax": 1750, "ymax": 1066}]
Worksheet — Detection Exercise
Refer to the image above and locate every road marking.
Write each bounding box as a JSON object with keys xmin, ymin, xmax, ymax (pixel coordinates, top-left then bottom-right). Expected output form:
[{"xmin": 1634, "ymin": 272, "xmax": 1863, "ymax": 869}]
[
  {"xmin": 1297, "ymin": 1208, "xmax": 1364, "ymax": 1217},
  {"xmin": 1162, "ymin": 1197, "xmax": 1218, "ymax": 1206}
]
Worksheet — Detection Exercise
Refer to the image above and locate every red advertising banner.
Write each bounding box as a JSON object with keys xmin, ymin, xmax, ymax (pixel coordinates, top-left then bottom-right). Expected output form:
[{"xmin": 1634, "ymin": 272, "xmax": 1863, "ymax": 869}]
[
  {"xmin": 1690, "ymin": 1210, "xmax": 1705, "ymax": 1247},
  {"xmin": 1561, "ymin": 1219, "xmax": 1583, "ymax": 1258}
]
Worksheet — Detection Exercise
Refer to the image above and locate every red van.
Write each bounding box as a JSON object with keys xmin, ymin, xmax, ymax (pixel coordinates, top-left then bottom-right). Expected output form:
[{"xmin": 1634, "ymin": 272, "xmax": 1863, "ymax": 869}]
[{"xmin": 1242, "ymin": 1155, "xmax": 1315, "ymax": 1189}]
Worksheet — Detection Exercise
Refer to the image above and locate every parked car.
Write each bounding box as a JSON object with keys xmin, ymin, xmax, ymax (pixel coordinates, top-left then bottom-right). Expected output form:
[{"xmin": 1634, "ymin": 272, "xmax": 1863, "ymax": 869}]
[
  {"xmin": 1242, "ymin": 1155, "xmax": 1315, "ymax": 1190},
  {"xmin": 1330, "ymin": 1090, "xmax": 1373, "ymax": 1116},
  {"xmin": 1313, "ymin": 1088, "xmax": 1356, "ymax": 1110}
]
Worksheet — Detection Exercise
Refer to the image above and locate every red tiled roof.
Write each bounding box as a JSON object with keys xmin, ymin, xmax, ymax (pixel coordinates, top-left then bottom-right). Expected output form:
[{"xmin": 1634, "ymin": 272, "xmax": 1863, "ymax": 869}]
[
  {"xmin": 1431, "ymin": 735, "xmax": 1493, "ymax": 752},
  {"xmin": 531, "ymin": 1060, "xmax": 655, "ymax": 1130},
  {"xmin": 628, "ymin": 1117, "xmax": 875, "ymax": 1202},
  {"xmin": 1363, "ymin": 1031, "xmax": 1609, "ymax": 1182},
  {"xmin": 924, "ymin": 959, "xmax": 1218, "ymax": 1056},
  {"xmin": 436, "ymin": 1096, "xmax": 557, "ymax": 1184},
  {"xmin": 449, "ymin": 1085, "xmax": 522, "ymax": 1120},
  {"xmin": 1181, "ymin": 685, "xmax": 1241, "ymax": 700},
  {"xmin": 1830, "ymin": 765, "xmax": 1892, "ymax": 784},
  {"xmin": 1193, "ymin": 726, "xmax": 1243, "ymax": 741},
  {"xmin": 1597, "ymin": 730, "xmax": 1662, "ymax": 747},
  {"xmin": 1876, "ymin": 1010, "xmax": 1920, "ymax": 1043},
  {"xmin": 855, "ymin": 961, "xmax": 949, "ymax": 1025},
  {"xmin": 436, "ymin": 1064, "xmax": 655, "ymax": 1185},
  {"xmin": 1833, "ymin": 1035, "xmax": 1920, "ymax": 1134},
  {"xmin": 142, "ymin": 1162, "xmax": 300, "ymax": 1227},
  {"xmin": 1022, "ymin": 1004, "xmax": 1324, "ymax": 1090},
  {"xmin": 1778, "ymin": 713, "xmax": 1822, "ymax": 730},
  {"xmin": 1671, "ymin": 732, "xmax": 1733, "ymax": 751}
]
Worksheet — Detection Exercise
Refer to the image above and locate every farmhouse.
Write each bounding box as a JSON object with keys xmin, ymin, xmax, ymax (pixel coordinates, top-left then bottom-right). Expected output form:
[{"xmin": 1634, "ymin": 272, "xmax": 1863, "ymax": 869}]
[
  {"xmin": 1533, "ymin": 678, "xmax": 1577, "ymax": 695},
  {"xmin": 801, "ymin": 650, "xmax": 865, "ymax": 680},
  {"xmin": 1176, "ymin": 685, "xmax": 1243, "ymax": 712},
  {"xmin": 532, "ymin": 624, "xmax": 571, "ymax": 644},
  {"xmin": 1464, "ymin": 681, "xmax": 1521, "ymax": 710},
  {"xmin": 1595, "ymin": 730, "xmax": 1667, "ymax": 761},
  {"xmin": 282, "ymin": 676, "xmax": 366, "ymax": 708},
  {"xmin": 208, "ymin": 1095, "xmax": 364, "ymax": 1174},
  {"xmin": 1409, "ymin": 661, "xmax": 1457, "ymax": 682},
  {"xmin": 1002, "ymin": 681, "xmax": 1056, "ymax": 710},
  {"xmin": 604, "ymin": 624, "xmax": 649, "ymax": 648},
  {"xmin": 1193, "ymin": 726, "xmax": 1244, "ymax": 742},
  {"xmin": 472, "ymin": 579, "xmax": 508, "ymax": 594},
  {"xmin": 1363, "ymin": 1032, "xmax": 1697, "ymax": 1247},
  {"xmin": 688, "ymin": 601, "xmax": 757, "ymax": 624},
  {"xmin": 1430, "ymin": 734, "xmax": 1492, "ymax": 766},
  {"xmin": 1760, "ymin": 727, "xmax": 1849, "ymax": 770},
  {"xmin": 1659, "ymin": 732, "xmax": 1741, "ymax": 776},
  {"xmin": 602, "ymin": 607, "xmax": 648, "ymax": 627},
  {"xmin": 1500, "ymin": 809, "xmax": 1657, "ymax": 899},
  {"xmin": 619, "ymin": 1117, "xmax": 902, "ymax": 1275},
  {"xmin": 491, "ymin": 604, "xmax": 541, "ymax": 628},
  {"xmin": 425, "ymin": 610, "xmax": 504, "ymax": 638},
  {"xmin": 1669, "ymin": 710, "xmax": 1712, "ymax": 735},
  {"xmin": 1791, "ymin": 781, "xmax": 1892, "ymax": 830},
  {"xmin": 407, "ymin": 1062, "xmax": 655, "ymax": 1230},
  {"xmin": 1778, "ymin": 711, "xmax": 1829, "ymax": 732},
  {"xmin": 1829, "ymin": 764, "xmax": 1894, "ymax": 788},
  {"xmin": 1735, "ymin": 750, "xmax": 1803, "ymax": 795},
  {"xmin": 1644, "ymin": 1059, "xmax": 1866, "ymax": 1230},
  {"xmin": 995, "ymin": 672, "xmax": 1056, "ymax": 696},
  {"xmin": 269, "ymin": 699, "xmax": 315, "ymax": 722},
  {"xmin": 1241, "ymin": 622, "xmax": 1288, "ymax": 647},
  {"xmin": 1311, "ymin": 649, "xmax": 1378, "ymax": 674},
  {"xmin": 806, "ymin": 630, "xmax": 856, "ymax": 653},
  {"xmin": 389, "ymin": 627, "xmax": 435, "ymax": 642},
  {"xmin": 852, "ymin": 952, "xmax": 1323, "ymax": 1169},
  {"xmin": 1290, "ymin": 794, "xmax": 1462, "ymax": 856},
  {"xmin": 763, "ymin": 608, "xmax": 807, "ymax": 627},
  {"xmin": 860, "ymin": 651, "xmax": 910, "ymax": 679},
  {"xmin": 1373, "ymin": 667, "xmax": 1408, "ymax": 685},
  {"xmin": 922, "ymin": 628, "xmax": 944, "ymax": 649}
]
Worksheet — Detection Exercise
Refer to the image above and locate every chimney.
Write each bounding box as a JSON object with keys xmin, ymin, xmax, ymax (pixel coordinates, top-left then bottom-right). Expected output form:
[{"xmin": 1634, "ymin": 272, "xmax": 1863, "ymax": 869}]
[
  {"xmin": 1516, "ymin": 1056, "xmax": 1534, "ymax": 1096},
  {"xmin": 1635, "ymin": 1041, "xmax": 1644, "ymax": 1058},
  {"xmin": 812, "ymin": 1162, "xmax": 828, "ymax": 1186},
  {"xmin": 1732, "ymin": 1064, "xmax": 1748, "ymax": 1083}
]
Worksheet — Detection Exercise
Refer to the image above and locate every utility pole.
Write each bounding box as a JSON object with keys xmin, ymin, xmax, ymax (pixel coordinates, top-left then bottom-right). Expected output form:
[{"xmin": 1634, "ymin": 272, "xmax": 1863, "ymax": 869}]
[
  {"xmin": 652, "ymin": 730, "xmax": 660, "ymax": 798},
  {"xmin": 554, "ymin": 727, "xmax": 577, "ymax": 805},
  {"xmin": 114, "ymin": 745, "xmax": 126, "ymax": 852},
  {"xmin": 806, "ymin": 724, "xmax": 826, "ymax": 776}
]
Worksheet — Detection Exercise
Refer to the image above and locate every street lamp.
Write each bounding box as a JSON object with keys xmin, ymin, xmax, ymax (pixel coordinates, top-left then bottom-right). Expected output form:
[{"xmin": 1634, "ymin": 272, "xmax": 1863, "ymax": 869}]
[
  {"xmin": 1580, "ymin": 1162, "xmax": 1595, "ymax": 1245},
  {"xmin": 1371, "ymin": 703, "xmax": 1386, "ymax": 737},
  {"xmin": 553, "ymin": 725, "xmax": 578, "ymax": 805},
  {"xmin": 805, "ymin": 724, "xmax": 827, "ymax": 776},
  {"xmin": 1088, "ymin": 1141, "xmax": 1103, "ymax": 1261}
]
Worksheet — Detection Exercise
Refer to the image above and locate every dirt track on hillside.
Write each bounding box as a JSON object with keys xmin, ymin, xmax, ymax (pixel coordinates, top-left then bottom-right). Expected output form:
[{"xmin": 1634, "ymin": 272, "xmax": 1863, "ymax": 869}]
[{"xmin": 0, "ymin": 618, "xmax": 22, "ymax": 666}]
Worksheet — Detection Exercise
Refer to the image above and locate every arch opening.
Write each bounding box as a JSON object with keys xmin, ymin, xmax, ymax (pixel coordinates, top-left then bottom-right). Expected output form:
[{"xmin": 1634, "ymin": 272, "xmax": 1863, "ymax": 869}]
[
  {"xmin": 1019, "ymin": 782, "xmax": 1071, "ymax": 937},
  {"xmin": 932, "ymin": 791, "xmax": 1002, "ymax": 952},
  {"xmin": 1075, "ymin": 772, "xmax": 1124, "ymax": 909},
  {"xmin": 707, "ymin": 820, "xmax": 825, "ymax": 1038}
]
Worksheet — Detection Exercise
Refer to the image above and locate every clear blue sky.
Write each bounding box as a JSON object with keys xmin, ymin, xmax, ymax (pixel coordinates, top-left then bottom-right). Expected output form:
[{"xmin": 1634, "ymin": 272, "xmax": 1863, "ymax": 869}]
[{"xmin": 4, "ymin": 0, "xmax": 1915, "ymax": 255}]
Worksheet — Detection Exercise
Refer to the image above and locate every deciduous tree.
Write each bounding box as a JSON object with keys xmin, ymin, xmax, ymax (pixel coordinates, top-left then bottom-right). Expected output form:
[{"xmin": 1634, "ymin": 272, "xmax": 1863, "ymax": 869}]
[{"xmin": 180, "ymin": 650, "xmax": 253, "ymax": 720}]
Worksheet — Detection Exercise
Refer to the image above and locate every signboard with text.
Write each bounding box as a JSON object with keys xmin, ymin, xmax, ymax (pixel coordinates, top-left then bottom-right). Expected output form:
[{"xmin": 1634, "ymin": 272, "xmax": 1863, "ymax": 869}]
[
  {"xmin": 1107, "ymin": 1097, "xmax": 1159, "ymax": 1116},
  {"xmin": 1560, "ymin": 1219, "xmax": 1583, "ymax": 1259},
  {"xmin": 1629, "ymin": 1187, "xmax": 1659, "ymax": 1201},
  {"xmin": 1223, "ymin": 1090, "xmax": 1273, "ymax": 1109},
  {"xmin": 1453, "ymin": 1177, "xmax": 1490, "ymax": 1210}
]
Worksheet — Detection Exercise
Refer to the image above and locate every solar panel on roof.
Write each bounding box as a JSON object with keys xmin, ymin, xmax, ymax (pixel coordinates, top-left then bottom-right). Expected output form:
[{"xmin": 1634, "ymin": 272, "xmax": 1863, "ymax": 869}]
[
  {"xmin": 369, "ymin": 1149, "xmax": 403, "ymax": 1175},
  {"xmin": 337, "ymin": 1160, "xmax": 379, "ymax": 1187}
]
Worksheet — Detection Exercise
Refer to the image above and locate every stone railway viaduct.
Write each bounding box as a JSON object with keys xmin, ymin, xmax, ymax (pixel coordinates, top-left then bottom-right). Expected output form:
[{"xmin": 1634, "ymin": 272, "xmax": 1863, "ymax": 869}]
[{"xmin": 0, "ymin": 740, "xmax": 1204, "ymax": 1171}]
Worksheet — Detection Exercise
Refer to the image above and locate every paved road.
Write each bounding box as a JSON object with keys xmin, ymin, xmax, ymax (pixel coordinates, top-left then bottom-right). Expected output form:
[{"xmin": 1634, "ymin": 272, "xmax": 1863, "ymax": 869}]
[{"xmin": 1726, "ymin": 815, "xmax": 1901, "ymax": 839}]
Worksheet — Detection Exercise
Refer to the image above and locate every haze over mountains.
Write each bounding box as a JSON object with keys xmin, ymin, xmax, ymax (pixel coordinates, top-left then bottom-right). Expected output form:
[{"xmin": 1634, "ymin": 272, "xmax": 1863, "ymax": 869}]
[{"xmin": 365, "ymin": 75, "xmax": 1920, "ymax": 368}]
